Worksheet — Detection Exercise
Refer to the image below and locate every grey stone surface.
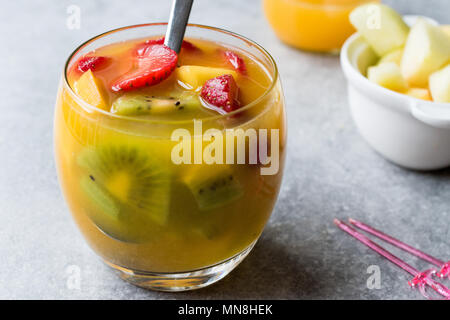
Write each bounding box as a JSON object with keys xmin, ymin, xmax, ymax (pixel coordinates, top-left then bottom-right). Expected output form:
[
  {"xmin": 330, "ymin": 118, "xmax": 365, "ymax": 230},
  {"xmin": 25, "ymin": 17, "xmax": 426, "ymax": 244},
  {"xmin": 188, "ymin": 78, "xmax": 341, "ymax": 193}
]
[{"xmin": 0, "ymin": 0, "xmax": 449, "ymax": 300}]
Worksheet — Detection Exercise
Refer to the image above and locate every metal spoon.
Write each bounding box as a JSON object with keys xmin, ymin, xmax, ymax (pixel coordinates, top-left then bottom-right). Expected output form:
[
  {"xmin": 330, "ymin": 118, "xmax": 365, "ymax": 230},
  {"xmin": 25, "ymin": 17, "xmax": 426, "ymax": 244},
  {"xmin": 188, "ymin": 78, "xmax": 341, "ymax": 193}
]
[{"xmin": 164, "ymin": 0, "xmax": 194, "ymax": 53}]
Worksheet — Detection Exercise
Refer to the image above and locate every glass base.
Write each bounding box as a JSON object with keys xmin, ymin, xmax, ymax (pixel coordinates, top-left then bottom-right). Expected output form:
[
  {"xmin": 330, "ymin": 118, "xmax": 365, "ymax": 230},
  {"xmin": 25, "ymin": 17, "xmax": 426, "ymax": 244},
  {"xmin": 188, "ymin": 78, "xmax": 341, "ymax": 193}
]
[{"xmin": 104, "ymin": 240, "xmax": 256, "ymax": 292}]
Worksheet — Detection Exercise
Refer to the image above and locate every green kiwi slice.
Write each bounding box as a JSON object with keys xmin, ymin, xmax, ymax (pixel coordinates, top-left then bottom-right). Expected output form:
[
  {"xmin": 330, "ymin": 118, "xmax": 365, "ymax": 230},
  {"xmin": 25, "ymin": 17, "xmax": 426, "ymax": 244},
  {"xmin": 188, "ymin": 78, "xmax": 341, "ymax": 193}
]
[
  {"xmin": 182, "ymin": 165, "xmax": 243, "ymax": 211},
  {"xmin": 111, "ymin": 92, "xmax": 201, "ymax": 116},
  {"xmin": 78, "ymin": 144, "xmax": 171, "ymax": 241},
  {"xmin": 80, "ymin": 175, "xmax": 120, "ymax": 220}
]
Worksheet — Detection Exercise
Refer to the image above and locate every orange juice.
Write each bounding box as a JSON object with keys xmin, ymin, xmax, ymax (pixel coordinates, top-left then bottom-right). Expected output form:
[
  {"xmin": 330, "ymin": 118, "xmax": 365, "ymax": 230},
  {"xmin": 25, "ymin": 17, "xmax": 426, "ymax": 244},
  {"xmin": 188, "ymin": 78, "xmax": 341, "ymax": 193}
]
[{"xmin": 263, "ymin": 0, "xmax": 380, "ymax": 53}]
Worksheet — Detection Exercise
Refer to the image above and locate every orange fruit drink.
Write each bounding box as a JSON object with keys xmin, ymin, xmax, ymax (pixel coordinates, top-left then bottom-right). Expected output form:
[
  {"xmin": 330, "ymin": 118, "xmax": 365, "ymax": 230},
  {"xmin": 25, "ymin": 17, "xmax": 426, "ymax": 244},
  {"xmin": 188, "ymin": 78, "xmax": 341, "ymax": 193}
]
[
  {"xmin": 263, "ymin": 0, "xmax": 380, "ymax": 53},
  {"xmin": 54, "ymin": 24, "xmax": 286, "ymax": 291}
]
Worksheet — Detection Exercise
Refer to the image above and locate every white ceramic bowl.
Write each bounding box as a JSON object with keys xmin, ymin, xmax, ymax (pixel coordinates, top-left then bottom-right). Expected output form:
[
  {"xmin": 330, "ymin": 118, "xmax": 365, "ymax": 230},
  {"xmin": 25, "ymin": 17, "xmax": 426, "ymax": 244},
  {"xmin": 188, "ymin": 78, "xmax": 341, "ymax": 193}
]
[{"xmin": 341, "ymin": 16, "xmax": 450, "ymax": 171}]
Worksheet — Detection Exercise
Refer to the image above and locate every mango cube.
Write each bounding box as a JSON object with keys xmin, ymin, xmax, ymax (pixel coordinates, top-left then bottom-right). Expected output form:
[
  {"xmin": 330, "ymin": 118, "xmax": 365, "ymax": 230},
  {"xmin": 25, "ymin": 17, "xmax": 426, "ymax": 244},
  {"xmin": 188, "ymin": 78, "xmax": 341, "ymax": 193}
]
[
  {"xmin": 429, "ymin": 65, "xmax": 450, "ymax": 103},
  {"xmin": 74, "ymin": 70, "xmax": 108, "ymax": 110},
  {"xmin": 401, "ymin": 19, "xmax": 450, "ymax": 87},
  {"xmin": 350, "ymin": 4, "xmax": 409, "ymax": 56},
  {"xmin": 368, "ymin": 62, "xmax": 408, "ymax": 92},
  {"xmin": 176, "ymin": 66, "xmax": 238, "ymax": 90}
]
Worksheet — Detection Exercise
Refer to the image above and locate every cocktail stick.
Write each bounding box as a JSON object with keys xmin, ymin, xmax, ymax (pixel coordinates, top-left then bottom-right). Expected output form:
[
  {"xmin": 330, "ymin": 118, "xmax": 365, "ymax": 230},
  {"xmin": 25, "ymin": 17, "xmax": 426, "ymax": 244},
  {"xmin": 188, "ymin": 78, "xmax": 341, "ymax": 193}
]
[
  {"xmin": 334, "ymin": 219, "xmax": 450, "ymax": 300},
  {"xmin": 349, "ymin": 218, "xmax": 449, "ymax": 279}
]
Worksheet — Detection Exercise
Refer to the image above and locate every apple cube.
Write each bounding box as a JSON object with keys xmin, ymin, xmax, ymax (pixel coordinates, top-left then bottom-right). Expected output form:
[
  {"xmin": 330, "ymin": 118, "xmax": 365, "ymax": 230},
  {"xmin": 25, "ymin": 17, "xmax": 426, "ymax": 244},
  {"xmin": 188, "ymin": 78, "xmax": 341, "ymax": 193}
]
[
  {"xmin": 368, "ymin": 62, "xmax": 408, "ymax": 92},
  {"xmin": 350, "ymin": 4, "xmax": 409, "ymax": 56},
  {"xmin": 441, "ymin": 25, "xmax": 450, "ymax": 38},
  {"xmin": 176, "ymin": 66, "xmax": 238, "ymax": 90},
  {"xmin": 401, "ymin": 19, "xmax": 450, "ymax": 87},
  {"xmin": 405, "ymin": 88, "xmax": 431, "ymax": 101},
  {"xmin": 429, "ymin": 64, "xmax": 450, "ymax": 103},
  {"xmin": 378, "ymin": 48, "xmax": 403, "ymax": 66}
]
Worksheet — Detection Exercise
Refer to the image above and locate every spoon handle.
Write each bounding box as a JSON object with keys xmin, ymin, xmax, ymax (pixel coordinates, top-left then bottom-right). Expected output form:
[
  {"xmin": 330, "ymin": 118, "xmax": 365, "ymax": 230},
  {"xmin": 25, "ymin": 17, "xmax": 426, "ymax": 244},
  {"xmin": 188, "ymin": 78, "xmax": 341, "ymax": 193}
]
[{"xmin": 165, "ymin": 0, "xmax": 194, "ymax": 53}]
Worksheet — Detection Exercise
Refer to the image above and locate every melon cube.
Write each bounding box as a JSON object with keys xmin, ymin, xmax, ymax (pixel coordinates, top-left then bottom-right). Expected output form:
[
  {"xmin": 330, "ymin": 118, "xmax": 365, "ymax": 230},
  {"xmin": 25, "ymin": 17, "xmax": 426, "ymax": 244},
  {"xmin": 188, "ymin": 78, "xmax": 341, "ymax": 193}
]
[
  {"xmin": 401, "ymin": 19, "xmax": 450, "ymax": 87},
  {"xmin": 429, "ymin": 64, "xmax": 450, "ymax": 103},
  {"xmin": 176, "ymin": 66, "xmax": 238, "ymax": 90},
  {"xmin": 350, "ymin": 4, "xmax": 409, "ymax": 56},
  {"xmin": 368, "ymin": 62, "xmax": 408, "ymax": 92}
]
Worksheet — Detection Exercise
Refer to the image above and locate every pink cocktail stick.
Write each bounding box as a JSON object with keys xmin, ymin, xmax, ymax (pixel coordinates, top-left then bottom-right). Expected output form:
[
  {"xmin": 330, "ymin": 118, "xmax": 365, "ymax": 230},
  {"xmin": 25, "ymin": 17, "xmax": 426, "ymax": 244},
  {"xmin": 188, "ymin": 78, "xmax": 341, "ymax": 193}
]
[
  {"xmin": 334, "ymin": 219, "xmax": 450, "ymax": 300},
  {"xmin": 349, "ymin": 218, "xmax": 449, "ymax": 279}
]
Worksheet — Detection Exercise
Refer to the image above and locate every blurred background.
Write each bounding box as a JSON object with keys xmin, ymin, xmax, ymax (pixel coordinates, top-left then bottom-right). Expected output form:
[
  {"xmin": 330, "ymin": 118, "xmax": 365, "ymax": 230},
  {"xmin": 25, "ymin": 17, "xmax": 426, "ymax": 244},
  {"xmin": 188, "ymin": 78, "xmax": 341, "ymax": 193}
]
[{"xmin": 0, "ymin": 0, "xmax": 449, "ymax": 299}]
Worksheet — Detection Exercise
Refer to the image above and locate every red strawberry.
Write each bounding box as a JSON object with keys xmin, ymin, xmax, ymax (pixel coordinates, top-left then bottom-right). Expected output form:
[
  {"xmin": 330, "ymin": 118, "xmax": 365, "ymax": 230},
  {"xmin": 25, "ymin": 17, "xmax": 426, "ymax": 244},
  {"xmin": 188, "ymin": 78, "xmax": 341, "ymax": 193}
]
[
  {"xmin": 77, "ymin": 56, "xmax": 108, "ymax": 73},
  {"xmin": 200, "ymin": 74, "xmax": 240, "ymax": 113},
  {"xmin": 135, "ymin": 37, "xmax": 198, "ymax": 56},
  {"xmin": 223, "ymin": 50, "xmax": 247, "ymax": 74},
  {"xmin": 134, "ymin": 38, "xmax": 164, "ymax": 56},
  {"xmin": 145, "ymin": 37, "xmax": 164, "ymax": 45},
  {"xmin": 111, "ymin": 44, "xmax": 178, "ymax": 92}
]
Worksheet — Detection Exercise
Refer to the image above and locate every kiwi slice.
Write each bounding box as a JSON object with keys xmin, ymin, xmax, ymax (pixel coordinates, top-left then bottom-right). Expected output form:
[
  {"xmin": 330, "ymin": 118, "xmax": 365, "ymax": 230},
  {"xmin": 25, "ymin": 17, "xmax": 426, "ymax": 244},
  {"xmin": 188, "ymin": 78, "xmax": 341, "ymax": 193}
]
[
  {"xmin": 80, "ymin": 175, "xmax": 120, "ymax": 220},
  {"xmin": 182, "ymin": 165, "xmax": 243, "ymax": 211},
  {"xmin": 111, "ymin": 92, "xmax": 201, "ymax": 116},
  {"xmin": 78, "ymin": 144, "xmax": 171, "ymax": 231}
]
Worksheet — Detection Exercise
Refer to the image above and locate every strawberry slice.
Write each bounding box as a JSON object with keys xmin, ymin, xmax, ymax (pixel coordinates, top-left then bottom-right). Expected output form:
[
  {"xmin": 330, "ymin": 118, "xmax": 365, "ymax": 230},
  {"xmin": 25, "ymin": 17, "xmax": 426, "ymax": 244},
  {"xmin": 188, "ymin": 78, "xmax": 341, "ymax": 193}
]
[
  {"xmin": 77, "ymin": 56, "xmax": 109, "ymax": 73},
  {"xmin": 200, "ymin": 74, "xmax": 240, "ymax": 113},
  {"xmin": 135, "ymin": 37, "xmax": 199, "ymax": 56},
  {"xmin": 145, "ymin": 37, "xmax": 164, "ymax": 45},
  {"xmin": 223, "ymin": 50, "xmax": 247, "ymax": 74},
  {"xmin": 111, "ymin": 44, "xmax": 178, "ymax": 92}
]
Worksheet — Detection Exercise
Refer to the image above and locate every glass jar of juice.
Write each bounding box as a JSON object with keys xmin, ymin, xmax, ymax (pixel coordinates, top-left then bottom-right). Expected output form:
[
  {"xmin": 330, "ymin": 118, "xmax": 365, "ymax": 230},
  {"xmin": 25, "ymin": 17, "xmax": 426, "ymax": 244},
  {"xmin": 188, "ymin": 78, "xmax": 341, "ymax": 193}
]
[
  {"xmin": 54, "ymin": 24, "xmax": 286, "ymax": 291},
  {"xmin": 263, "ymin": 0, "xmax": 380, "ymax": 53}
]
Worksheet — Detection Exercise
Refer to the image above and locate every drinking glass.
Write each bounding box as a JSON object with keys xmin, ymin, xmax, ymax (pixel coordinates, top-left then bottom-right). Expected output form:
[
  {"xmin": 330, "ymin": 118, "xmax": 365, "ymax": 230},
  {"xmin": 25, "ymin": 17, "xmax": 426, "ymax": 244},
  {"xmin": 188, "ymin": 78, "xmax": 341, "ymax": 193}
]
[{"xmin": 54, "ymin": 23, "xmax": 287, "ymax": 291}]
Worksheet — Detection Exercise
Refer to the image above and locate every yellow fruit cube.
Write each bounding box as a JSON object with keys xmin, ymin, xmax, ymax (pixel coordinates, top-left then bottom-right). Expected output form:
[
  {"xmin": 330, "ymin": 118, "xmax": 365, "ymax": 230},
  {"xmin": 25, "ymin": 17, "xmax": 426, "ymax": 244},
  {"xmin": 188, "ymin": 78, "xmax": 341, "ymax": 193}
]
[
  {"xmin": 176, "ymin": 66, "xmax": 238, "ymax": 90},
  {"xmin": 401, "ymin": 20, "xmax": 450, "ymax": 87},
  {"xmin": 405, "ymin": 88, "xmax": 431, "ymax": 101},
  {"xmin": 74, "ymin": 70, "xmax": 108, "ymax": 110},
  {"xmin": 378, "ymin": 48, "xmax": 404, "ymax": 66},
  {"xmin": 441, "ymin": 25, "xmax": 450, "ymax": 38},
  {"xmin": 429, "ymin": 64, "xmax": 450, "ymax": 103},
  {"xmin": 368, "ymin": 62, "xmax": 408, "ymax": 92},
  {"xmin": 350, "ymin": 4, "xmax": 409, "ymax": 56}
]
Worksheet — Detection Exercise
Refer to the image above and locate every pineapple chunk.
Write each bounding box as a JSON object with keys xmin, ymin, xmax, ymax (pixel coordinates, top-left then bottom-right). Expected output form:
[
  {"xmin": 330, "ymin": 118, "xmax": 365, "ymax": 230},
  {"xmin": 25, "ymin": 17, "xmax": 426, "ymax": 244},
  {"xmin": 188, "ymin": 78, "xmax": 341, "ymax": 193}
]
[
  {"xmin": 74, "ymin": 70, "xmax": 108, "ymax": 110},
  {"xmin": 378, "ymin": 48, "xmax": 403, "ymax": 66},
  {"xmin": 429, "ymin": 64, "xmax": 450, "ymax": 103},
  {"xmin": 405, "ymin": 88, "xmax": 431, "ymax": 101},
  {"xmin": 176, "ymin": 66, "xmax": 238, "ymax": 90},
  {"xmin": 401, "ymin": 19, "xmax": 450, "ymax": 87},
  {"xmin": 368, "ymin": 62, "xmax": 408, "ymax": 92},
  {"xmin": 350, "ymin": 4, "xmax": 409, "ymax": 56},
  {"xmin": 441, "ymin": 25, "xmax": 450, "ymax": 38}
]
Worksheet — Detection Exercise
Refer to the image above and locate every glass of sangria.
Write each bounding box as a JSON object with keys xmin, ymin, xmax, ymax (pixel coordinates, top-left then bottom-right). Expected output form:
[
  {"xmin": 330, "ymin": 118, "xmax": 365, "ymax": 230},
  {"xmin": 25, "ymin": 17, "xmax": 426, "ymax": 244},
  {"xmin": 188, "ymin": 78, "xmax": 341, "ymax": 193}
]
[
  {"xmin": 54, "ymin": 23, "xmax": 286, "ymax": 291},
  {"xmin": 263, "ymin": 0, "xmax": 380, "ymax": 53}
]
